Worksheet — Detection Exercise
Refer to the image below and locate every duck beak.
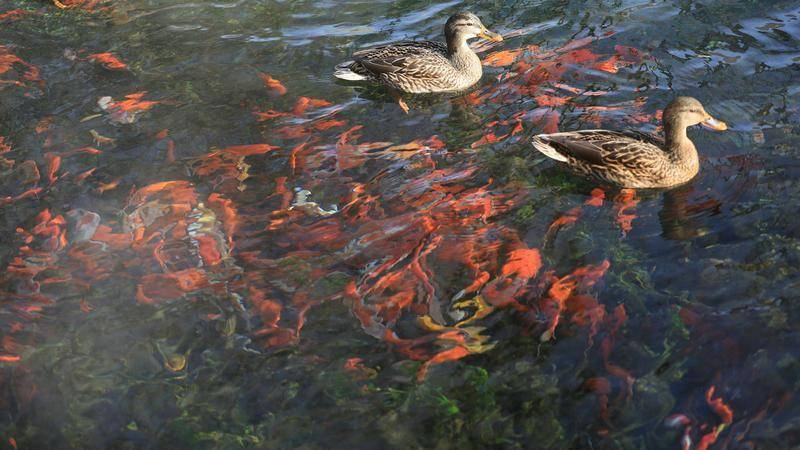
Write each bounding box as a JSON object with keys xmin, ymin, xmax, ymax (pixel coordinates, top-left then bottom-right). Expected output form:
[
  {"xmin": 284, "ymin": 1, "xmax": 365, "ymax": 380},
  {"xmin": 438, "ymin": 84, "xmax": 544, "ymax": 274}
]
[
  {"xmin": 700, "ymin": 115, "xmax": 728, "ymax": 131},
  {"xmin": 477, "ymin": 29, "xmax": 503, "ymax": 42}
]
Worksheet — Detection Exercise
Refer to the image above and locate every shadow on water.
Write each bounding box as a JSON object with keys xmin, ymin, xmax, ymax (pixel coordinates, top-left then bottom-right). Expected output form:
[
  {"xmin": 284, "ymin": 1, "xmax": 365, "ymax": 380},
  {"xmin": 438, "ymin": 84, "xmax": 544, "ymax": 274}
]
[{"xmin": 0, "ymin": 0, "xmax": 799, "ymax": 448}]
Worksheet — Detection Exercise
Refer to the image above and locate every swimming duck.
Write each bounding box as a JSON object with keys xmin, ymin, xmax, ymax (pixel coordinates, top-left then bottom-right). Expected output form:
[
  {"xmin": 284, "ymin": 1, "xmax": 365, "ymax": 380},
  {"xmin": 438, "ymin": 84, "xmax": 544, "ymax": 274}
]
[
  {"xmin": 334, "ymin": 12, "xmax": 503, "ymax": 113},
  {"xmin": 531, "ymin": 97, "xmax": 728, "ymax": 188}
]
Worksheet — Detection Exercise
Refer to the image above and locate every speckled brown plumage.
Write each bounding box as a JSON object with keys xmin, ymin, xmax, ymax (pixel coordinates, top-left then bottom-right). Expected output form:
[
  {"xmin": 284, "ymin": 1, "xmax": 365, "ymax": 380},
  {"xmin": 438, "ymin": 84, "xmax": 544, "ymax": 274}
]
[
  {"xmin": 531, "ymin": 97, "xmax": 728, "ymax": 189},
  {"xmin": 334, "ymin": 12, "xmax": 502, "ymax": 94}
]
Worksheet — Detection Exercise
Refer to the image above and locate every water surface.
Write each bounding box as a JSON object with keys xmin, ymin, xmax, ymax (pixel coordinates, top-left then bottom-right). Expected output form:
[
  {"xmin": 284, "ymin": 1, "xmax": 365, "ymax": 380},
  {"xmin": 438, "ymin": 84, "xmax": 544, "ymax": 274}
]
[{"xmin": 1, "ymin": 0, "xmax": 799, "ymax": 448}]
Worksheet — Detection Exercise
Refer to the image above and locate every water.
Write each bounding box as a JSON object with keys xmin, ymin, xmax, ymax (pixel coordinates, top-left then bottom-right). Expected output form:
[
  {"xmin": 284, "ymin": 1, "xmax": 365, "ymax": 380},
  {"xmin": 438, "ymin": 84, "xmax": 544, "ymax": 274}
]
[{"xmin": 1, "ymin": 0, "xmax": 799, "ymax": 448}]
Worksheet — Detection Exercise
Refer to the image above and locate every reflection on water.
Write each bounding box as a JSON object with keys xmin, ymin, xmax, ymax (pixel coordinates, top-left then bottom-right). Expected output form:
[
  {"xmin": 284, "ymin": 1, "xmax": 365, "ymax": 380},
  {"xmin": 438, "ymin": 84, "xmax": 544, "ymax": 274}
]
[{"xmin": 1, "ymin": 0, "xmax": 799, "ymax": 448}]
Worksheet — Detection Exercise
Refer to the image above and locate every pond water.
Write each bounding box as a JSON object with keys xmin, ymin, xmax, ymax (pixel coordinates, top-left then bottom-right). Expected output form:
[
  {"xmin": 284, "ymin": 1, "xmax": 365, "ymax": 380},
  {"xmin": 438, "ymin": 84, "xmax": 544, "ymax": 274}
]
[{"xmin": 1, "ymin": 0, "xmax": 799, "ymax": 448}]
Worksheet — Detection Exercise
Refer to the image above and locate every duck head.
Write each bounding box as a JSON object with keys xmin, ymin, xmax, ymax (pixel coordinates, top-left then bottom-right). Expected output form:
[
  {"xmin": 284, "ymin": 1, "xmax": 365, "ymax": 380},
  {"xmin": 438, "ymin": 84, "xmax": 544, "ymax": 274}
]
[
  {"xmin": 444, "ymin": 12, "xmax": 503, "ymax": 49},
  {"xmin": 663, "ymin": 96, "xmax": 727, "ymax": 132}
]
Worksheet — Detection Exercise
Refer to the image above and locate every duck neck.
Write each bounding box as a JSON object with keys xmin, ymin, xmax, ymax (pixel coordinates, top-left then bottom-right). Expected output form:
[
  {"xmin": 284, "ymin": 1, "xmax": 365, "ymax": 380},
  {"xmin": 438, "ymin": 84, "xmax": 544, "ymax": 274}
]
[
  {"xmin": 664, "ymin": 120, "xmax": 698, "ymax": 167},
  {"xmin": 447, "ymin": 35, "xmax": 481, "ymax": 75}
]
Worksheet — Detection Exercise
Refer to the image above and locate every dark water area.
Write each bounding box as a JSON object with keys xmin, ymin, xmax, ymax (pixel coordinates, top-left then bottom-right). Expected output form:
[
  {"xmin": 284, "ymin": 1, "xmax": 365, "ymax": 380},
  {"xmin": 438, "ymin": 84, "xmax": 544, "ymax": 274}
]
[{"xmin": 0, "ymin": 0, "xmax": 799, "ymax": 448}]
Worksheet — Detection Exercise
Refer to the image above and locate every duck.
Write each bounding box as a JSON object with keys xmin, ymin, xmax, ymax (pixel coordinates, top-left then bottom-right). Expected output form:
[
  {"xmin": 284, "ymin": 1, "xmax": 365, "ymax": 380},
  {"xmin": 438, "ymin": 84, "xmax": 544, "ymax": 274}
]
[
  {"xmin": 334, "ymin": 12, "xmax": 503, "ymax": 113},
  {"xmin": 531, "ymin": 97, "xmax": 728, "ymax": 189}
]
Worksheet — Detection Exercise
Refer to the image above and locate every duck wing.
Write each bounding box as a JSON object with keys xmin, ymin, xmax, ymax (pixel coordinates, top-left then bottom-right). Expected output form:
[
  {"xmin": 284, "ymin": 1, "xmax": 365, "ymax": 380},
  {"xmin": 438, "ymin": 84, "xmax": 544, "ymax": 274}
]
[
  {"xmin": 350, "ymin": 41, "xmax": 452, "ymax": 79},
  {"xmin": 536, "ymin": 130, "xmax": 665, "ymax": 169},
  {"xmin": 353, "ymin": 41, "xmax": 447, "ymax": 62}
]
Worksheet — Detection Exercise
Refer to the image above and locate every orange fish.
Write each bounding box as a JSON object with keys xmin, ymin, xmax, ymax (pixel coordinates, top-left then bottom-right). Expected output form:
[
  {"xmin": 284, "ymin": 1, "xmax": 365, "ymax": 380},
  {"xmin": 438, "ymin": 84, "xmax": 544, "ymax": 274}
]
[
  {"xmin": 417, "ymin": 346, "xmax": 471, "ymax": 382},
  {"xmin": 483, "ymin": 46, "xmax": 538, "ymax": 67},
  {"xmin": 706, "ymin": 386, "xmax": 734, "ymax": 424},
  {"xmin": 74, "ymin": 167, "xmax": 96, "ymax": 183},
  {"xmin": 0, "ymin": 9, "xmax": 33, "ymax": 22},
  {"xmin": 206, "ymin": 143, "xmax": 278, "ymax": 158},
  {"xmin": 0, "ymin": 187, "xmax": 42, "ymax": 206},
  {"xmin": 96, "ymin": 179, "xmax": 121, "ymax": 193},
  {"xmin": 258, "ymin": 73, "xmax": 287, "ymax": 96},
  {"xmin": 108, "ymin": 91, "xmax": 159, "ymax": 112},
  {"xmin": 89, "ymin": 129, "xmax": 116, "ymax": 146},
  {"xmin": 252, "ymin": 109, "xmax": 290, "ymax": 121},
  {"xmin": 0, "ymin": 136, "xmax": 11, "ymax": 153},
  {"xmin": 135, "ymin": 268, "xmax": 210, "ymax": 304},
  {"xmin": 292, "ymin": 96, "xmax": 332, "ymax": 116},
  {"xmin": 585, "ymin": 188, "xmax": 605, "ymax": 207},
  {"xmin": 613, "ymin": 189, "xmax": 639, "ymax": 234},
  {"xmin": 86, "ymin": 52, "xmax": 128, "ymax": 70},
  {"xmin": 165, "ymin": 139, "xmax": 175, "ymax": 163},
  {"xmin": 500, "ymin": 248, "xmax": 541, "ymax": 279},
  {"xmin": 63, "ymin": 146, "xmax": 102, "ymax": 156},
  {"xmin": 44, "ymin": 152, "xmax": 61, "ymax": 184},
  {"xmin": 79, "ymin": 299, "xmax": 93, "ymax": 313}
]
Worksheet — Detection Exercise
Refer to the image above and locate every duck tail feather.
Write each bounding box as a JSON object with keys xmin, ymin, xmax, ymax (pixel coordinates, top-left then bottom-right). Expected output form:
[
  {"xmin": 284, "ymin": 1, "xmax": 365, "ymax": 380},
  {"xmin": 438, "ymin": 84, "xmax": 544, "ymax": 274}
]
[
  {"xmin": 532, "ymin": 135, "xmax": 568, "ymax": 162},
  {"xmin": 334, "ymin": 62, "xmax": 367, "ymax": 81}
]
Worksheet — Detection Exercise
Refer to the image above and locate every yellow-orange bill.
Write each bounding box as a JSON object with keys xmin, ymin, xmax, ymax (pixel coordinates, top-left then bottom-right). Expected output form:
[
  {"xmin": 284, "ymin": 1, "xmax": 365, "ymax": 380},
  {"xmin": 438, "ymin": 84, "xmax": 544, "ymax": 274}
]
[
  {"xmin": 701, "ymin": 116, "xmax": 727, "ymax": 131},
  {"xmin": 478, "ymin": 30, "xmax": 504, "ymax": 42}
]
